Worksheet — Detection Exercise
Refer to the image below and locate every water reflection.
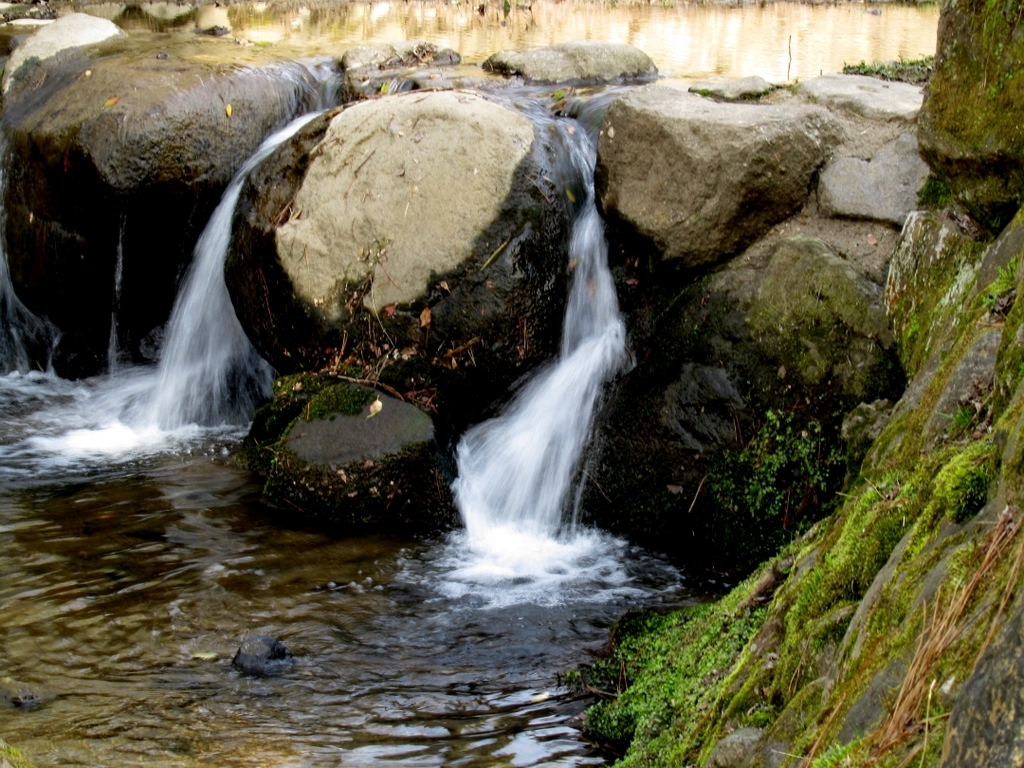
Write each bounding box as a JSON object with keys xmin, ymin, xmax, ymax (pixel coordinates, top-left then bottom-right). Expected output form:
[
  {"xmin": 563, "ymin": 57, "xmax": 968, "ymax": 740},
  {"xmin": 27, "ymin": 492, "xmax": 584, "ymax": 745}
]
[
  {"xmin": 0, "ymin": 457, "xmax": 692, "ymax": 766},
  {"xmin": 97, "ymin": 1, "xmax": 938, "ymax": 83}
]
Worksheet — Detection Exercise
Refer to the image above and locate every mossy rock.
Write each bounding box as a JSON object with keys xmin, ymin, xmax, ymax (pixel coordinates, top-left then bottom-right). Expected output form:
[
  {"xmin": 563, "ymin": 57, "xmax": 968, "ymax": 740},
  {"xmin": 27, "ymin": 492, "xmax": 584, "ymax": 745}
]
[
  {"xmin": 0, "ymin": 738, "xmax": 35, "ymax": 768},
  {"xmin": 747, "ymin": 236, "xmax": 896, "ymax": 398},
  {"xmin": 918, "ymin": 0, "xmax": 1024, "ymax": 235},
  {"xmin": 240, "ymin": 372, "xmax": 455, "ymax": 531}
]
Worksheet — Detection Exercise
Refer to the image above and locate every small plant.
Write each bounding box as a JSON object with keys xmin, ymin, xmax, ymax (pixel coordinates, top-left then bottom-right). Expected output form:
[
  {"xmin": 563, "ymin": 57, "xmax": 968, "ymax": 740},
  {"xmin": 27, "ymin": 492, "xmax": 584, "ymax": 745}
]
[
  {"xmin": 843, "ymin": 55, "xmax": 934, "ymax": 84},
  {"xmin": 932, "ymin": 441, "xmax": 996, "ymax": 523},
  {"xmin": 979, "ymin": 254, "xmax": 1019, "ymax": 313},
  {"xmin": 918, "ymin": 175, "xmax": 953, "ymax": 209}
]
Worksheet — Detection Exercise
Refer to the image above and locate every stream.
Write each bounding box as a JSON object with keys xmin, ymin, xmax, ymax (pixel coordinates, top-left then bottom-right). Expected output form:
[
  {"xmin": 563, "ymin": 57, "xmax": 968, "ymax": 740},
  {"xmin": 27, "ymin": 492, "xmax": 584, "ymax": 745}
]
[{"xmin": 0, "ymin": 3, "xmax": 938, "ymax": 765}]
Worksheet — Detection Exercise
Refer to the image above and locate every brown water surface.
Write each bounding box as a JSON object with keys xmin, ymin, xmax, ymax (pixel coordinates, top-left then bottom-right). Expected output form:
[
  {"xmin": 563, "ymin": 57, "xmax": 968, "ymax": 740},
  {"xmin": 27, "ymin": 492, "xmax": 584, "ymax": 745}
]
[{"xmin": 86, "ymin": 0, "xmax": 938, "ymax": 82}]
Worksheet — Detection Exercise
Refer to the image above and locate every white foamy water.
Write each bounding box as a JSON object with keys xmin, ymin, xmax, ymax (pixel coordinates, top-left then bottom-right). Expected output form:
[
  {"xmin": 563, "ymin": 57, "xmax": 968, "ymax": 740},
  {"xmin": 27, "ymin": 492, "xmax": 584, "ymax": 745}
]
[
  {"xmin": 0, "ymin": 109, "xmax": 324, "ymax": 480},
  {"xmin": 446, "ymin": 115, "xmax": 633, "ymax": 606}
]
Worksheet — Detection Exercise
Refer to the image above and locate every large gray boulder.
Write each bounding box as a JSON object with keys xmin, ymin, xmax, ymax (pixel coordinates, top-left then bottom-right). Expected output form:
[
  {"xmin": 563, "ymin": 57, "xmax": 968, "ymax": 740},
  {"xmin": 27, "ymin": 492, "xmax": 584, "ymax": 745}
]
[
  {"xmin": 227, "ymin": 90, "xmax": 570, "ymax": 425},
  {"xmin": 818, "ymin": 133, "xmax": 930, "ymax": 226},
  {"xmin": 595, "ymin": 85, "xmax": 839, "ymax": 269},
  {"xmin": 483, "ymin": 41, "xmax": 657, "ymax": 85},
  {"xmin": 941, "ymin": 603, "xmax": 1024, "ymax": 767},
  {"xmin": 798, "ymin": 74, "xmax": 924, "ymax": 122},
  {"xmin": 2, "ymin": 12, "xmax": 124, "ymax": 93},
  {"xmin": 4, "ymin": 53, "xmax": 325, "ymax": 377}
]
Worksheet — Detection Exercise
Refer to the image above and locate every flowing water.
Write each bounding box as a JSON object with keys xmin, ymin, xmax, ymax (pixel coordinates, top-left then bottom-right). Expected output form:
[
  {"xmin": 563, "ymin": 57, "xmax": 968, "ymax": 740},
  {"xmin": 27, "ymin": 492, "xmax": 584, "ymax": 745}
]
[{"xmin": 0, "ymin": 3, "xmax": 938, "ymax": 764}]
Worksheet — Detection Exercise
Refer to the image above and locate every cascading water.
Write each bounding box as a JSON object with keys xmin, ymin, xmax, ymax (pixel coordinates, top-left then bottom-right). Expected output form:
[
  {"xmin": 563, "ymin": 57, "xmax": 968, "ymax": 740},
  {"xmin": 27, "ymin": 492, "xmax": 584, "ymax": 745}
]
[
  {"xmin": 0, "ymin": 66, "xmax": 335, "ymax": 479},
  {"xmin": 0, "ymin": 136, "xmax": 57, "ymax": 375},
  {"xmin": 148, "ymin": 110, "xmax": 322, "ymax": 429},
  {"xmin": 442, "ymin": 110, "xmax": 634, "ymax": 607}
]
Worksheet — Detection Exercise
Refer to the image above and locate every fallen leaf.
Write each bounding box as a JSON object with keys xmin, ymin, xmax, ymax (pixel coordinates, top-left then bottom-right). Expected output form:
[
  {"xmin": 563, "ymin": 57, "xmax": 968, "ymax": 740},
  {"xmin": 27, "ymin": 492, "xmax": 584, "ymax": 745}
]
[
  {"xmin": 867, "ymin": 234, "xmax": 878, "ymax": 246},
  {"xmin": 225, "ymin": 103, "xmax": 233, "ymax": 117},
  {"xmin": 531, "ymin": 691, "xmax": 551, "ymax": 703},
  {"xmin": 192, "ymin": 652, "xmax": 218, "ymax": 661},
  {"xmin": 103, "ymin": 96, "xmax": 120, "ymax": 108},
  {"xmin": 625, "ymin": 277, "xmax": 639, "ymax": 286},
  {"xmin": 439, "ymin": 280, "xmax": 450, "ymax": 292},
  {"xmin": 367, "ymin": 399, "xmax": 383, "ymax": 419},
  {"xmin": 666, "ymin": 485, "xmax": 684, "ymax": 495},
  {"xmin": 420, "ymin": 306, "xmax": 432, "ymax": 328},
  {"xmin": 382, "ymin": 303, "xmax": 398, "ymax": 318},
  {"xmin": 565, "ymin": 189, "xmax": 576, "ymax": 203}
]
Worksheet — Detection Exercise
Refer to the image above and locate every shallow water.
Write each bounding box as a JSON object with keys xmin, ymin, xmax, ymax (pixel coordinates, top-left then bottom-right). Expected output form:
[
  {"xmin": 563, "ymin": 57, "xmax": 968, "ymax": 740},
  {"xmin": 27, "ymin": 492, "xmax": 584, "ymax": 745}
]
[
  {"xmin": 0, "ymin": 431, "xmax": 693, "ymax": 766},
  {"xmin": 80, "ymin": 1, "xmax": 939, "ymax": 84}
]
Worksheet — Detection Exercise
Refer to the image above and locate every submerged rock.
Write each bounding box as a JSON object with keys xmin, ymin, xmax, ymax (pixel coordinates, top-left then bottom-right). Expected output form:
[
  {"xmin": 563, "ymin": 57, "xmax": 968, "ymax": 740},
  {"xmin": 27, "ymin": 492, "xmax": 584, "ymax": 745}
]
[
  {"xmin": 596, "ymin": 85, "xmax": 839, "ymax": 270},
  {"xmin": 483, "ymin": 41, "xmax": 657, "ymax": 85},
  {"xmin": 232, "ymin": 635, "xmax": 293, "ymax": 676},
  {"xmin": 4, "ymin": 53, "xmax": 326, "ymax": 377},
  {"xmin": 818, "ymin": 133, "xmax": 930, "ymax": 226},
  {"xmin": 1, "ymin": 12, "xmax": 124, "ymax": 94},
  {"xmin": 797, "ymin": 73, "xmax": 924, "ymax": 122},
  {"xmin": 240, "ymin": 374, "xmax": 455, "ymax": 530}
]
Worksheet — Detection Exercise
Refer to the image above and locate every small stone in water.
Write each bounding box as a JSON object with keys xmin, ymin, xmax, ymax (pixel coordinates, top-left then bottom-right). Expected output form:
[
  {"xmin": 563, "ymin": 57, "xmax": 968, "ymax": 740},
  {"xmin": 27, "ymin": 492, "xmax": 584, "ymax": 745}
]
[{"xmin": 232, "ymin": 635, "xmax": 294, "ymax": 676}]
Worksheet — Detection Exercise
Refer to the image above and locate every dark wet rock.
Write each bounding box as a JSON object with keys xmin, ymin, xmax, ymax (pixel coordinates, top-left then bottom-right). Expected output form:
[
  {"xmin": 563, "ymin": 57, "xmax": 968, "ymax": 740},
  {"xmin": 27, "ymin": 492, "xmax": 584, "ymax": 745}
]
[
  {"xmin": 707, "ymin": 726, "xmax": 764, "ymax": 767},
  {"xmin": 918, "ymin": 0, "xmax": 1024, "ymax": 235},
  {"xmin": 232, "ymin": 635, "xmax": 293, "ymax": 676},
  {"xmin": 3, "ymin": 53, "xmax": 327, "ymax": 377},
  {"xmin": 196, "ymin": 25, "xmax": 230, "ymax": 37},
  {"xmin": 923, "ymin": 329, "xmax": 1002, "ymax": 440},
  {"xmin": 596, "ymin": 85, "xmax": 839, "ymax": 270},
  {"xmin": 841, "ymin": 399, "xmax": 893, "ymax": 469},
  {"xmin": 1, "ymin": 13, "xmax": 124, "ymax": 94},
  {"xmin": 797, "ymin": 73, "xmax": 923, "ymax": 122},
  {"xmin": 483, "ymin": 41, "xmax": 657, "ymax": 85},
  {"xmin": 240, "ymin": 374, "xmax": 456, "ymax": 531},
  {"xmin": 227, "ymin": 90, "xmax": 570, "ymax": 432},
  {"xmin": 664, "ymin": 364, "xmax": 747, "ymax": 453},
  {"xmin": 689, "ymin": 75, "xmax": 773, "ymax": 101},
  {"xmin": 0, "ymin": 677, "xmax": 38, "ymax": 709},
  {"xmin": 818, "ymin": 133, "xmax": 930, "ymax": 226},
  {"xmin": 581, "ymin": 235, "xmax": 903, "ymax": 574},
  {"xmin": 339, "ymin": 41, "xmax": 463, "ymax": 101},
  {"xmin": 941, "ymin": 602, "xmax": 1024, "ymax": 768}
]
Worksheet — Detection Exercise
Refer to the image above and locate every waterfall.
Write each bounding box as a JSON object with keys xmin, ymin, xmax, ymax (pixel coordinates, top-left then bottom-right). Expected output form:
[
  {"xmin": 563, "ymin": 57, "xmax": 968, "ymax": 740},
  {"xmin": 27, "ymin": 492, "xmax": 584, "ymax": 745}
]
[
  {"xmin": 0, "ymin": 136, "xmax": 57, "ymax": 375},
  {"xmin": 448, "ymin": 115, "xmax": 630, "ymax": 593},
  {"xmin": 148, "ymin": 111, "xmax": 324, "ymax": 429},
  {"xmin": 107, "ymin": 217, "xmax": 125, "ymax": 373}
]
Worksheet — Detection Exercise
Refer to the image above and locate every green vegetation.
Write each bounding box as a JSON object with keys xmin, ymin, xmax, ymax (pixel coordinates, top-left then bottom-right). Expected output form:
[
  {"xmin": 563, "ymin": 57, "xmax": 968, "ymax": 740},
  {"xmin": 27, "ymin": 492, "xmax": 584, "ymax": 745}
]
[
  {"xmin": 706, "ymin": 410, "xmax": 846, "ymax": 571},
  {"xmin": 0, "ymin": 738, "xmax": 35, "ymax": 768},
  {"xmin": 574, "ymin": 180, "xmax": 1024, "ymax": 768},
  {"xmin": 843, "ymin": 55, "xmax": 934, "ymax": 84},
  {"xmin": 917, "ymin": 175, "xmax": 952, "ymax": 209}
]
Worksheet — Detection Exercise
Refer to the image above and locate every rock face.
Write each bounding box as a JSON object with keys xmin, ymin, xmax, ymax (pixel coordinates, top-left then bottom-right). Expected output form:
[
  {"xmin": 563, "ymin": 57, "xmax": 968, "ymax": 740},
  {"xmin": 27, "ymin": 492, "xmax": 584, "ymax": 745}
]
[
  {"xmin": 918, "ymin": 0, "xmax": 1024, "ymax": 235},
  {"xmin": 596, "ymin": 85, "xmax": 839, "ymax": 269},
  {"xmin": 707, "ymin": 727, "xmax": 764, "ymax": 768},
  {"xmin": 483, "ymin": 41, "xmax": 657, "ymax": 85},
  {"xmin": 2, "ymin": 13, "xmax": 124, "ymax": 94},
  {"xmin": 227, "ymin": 90, "xmax": 571, "ymax": 426},
  {"xmin": 240, "ymin": 374, "xmax": 455, "ymax": 529},
  {"xmin": 818, "ymin": 133, "xmax": 930, "ymax": 226},
  {"xmin": 582, "ymin": 235, "xmax": 903, "ymax": 572},
  {"xmin": 4, "ymin": 53, "xmax": 325, "ymax": 377},
  {"xmin": 942, "ymin": 603, "xmax": 1024, "ymax": 768},
  {"xmin": 232, "ymin": 635, "xmax": 293, "ymax": 676},
  {"xmin": 798, "ymin": 73, "xmax": 924, "ymax": 121}
]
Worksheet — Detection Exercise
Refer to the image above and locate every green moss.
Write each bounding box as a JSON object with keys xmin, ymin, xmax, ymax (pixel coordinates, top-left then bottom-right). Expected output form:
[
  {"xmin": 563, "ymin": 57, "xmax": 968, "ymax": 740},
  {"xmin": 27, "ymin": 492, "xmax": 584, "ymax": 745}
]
[
  {"xmin": 918, "ymin": 175, "xmax": 953, "ymax": 209},
  {"xmin": 304, "ymin": 382, "xmax": 374, "ymax": 421},
  {"xmin": 932, "ymin": 440, "xmax": 997, "ymax": 523},
  {"xmin": 0, "ymin": 738, "xmax": 35, "ymax": 768},
  {"xmin": 843, "ymin": 56, "xmax": 934, "ymax": 84}
]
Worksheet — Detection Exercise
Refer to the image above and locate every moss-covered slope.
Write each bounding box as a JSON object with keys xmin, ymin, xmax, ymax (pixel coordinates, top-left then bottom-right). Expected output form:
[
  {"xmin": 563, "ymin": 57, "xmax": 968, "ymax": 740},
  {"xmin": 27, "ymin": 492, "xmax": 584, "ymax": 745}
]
[{"xmin": 575, "ymin": 207, "xmax": 1024, "ymax": 768}]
